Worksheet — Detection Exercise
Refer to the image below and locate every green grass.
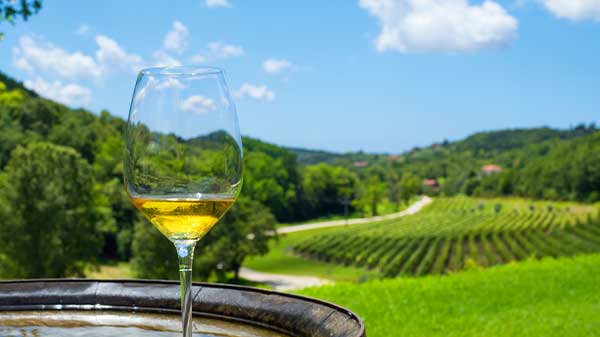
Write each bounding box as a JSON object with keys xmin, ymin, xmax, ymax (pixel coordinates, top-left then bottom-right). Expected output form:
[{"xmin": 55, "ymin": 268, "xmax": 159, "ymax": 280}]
[
  {"xmin": 298, "ymin": 254, "xmax": 600, "ymax": 337},
  {"xmin": 244, "ymin": 228, "xmax": 380, "ymax": 282}
]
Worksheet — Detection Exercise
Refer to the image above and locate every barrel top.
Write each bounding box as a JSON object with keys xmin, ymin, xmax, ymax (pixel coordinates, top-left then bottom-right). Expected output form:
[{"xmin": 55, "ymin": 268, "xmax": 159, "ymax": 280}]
[{"xmin": 0, "ymin": 279, "xmax": 365, "ymax": 337}]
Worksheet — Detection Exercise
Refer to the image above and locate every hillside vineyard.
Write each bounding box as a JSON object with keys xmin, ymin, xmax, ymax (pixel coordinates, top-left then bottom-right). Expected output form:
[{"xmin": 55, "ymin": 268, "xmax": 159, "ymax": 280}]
[{"xmin": 293, "ymin": 197, "xmax": 600, "ymax": 277}]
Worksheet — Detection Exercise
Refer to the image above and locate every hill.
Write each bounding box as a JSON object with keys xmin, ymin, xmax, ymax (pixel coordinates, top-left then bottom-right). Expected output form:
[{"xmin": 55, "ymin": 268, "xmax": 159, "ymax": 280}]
[
  {"xmin": 452, "ymin": 126, "xmax": 595, "ymax": 154},
  {"xmin": 299, "ymin": 254, "xmax": 600, "ymax": 337},
  {"xmin": 287, "ymin": 126, "xmax": 597, "ymax": 166},
  {"xmin": 0, "ymin": 72, "xmax": 37, "ymax": 96}
]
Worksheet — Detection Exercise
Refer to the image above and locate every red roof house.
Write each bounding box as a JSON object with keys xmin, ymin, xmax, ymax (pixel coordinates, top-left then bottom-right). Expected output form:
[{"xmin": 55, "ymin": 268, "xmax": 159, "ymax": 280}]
[
  {"xmin": 481, "ymin": 164, "xmax": 502, "ymax": 174},
  {"xmin": 422, "ymin": 179, "xmax": 439, "ymax": 188}
]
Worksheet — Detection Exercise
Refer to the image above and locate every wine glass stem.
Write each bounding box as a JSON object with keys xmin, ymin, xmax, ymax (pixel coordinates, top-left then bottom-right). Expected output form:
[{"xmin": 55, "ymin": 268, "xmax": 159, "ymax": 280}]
[{"xmin": 176, "ymin": 241, "xmax": 197, "ymax": 337}]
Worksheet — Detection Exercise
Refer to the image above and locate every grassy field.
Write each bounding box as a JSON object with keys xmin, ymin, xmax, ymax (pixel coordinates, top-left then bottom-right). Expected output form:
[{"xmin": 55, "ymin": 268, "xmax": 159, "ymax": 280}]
[{"xmin": 298, "ymin": 254, "xmax": 600, "ymax": 337}]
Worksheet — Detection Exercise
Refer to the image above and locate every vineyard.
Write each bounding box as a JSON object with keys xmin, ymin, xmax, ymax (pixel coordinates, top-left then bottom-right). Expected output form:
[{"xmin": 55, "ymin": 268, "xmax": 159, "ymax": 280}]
[{"xmin": 292, "ymin": 197, "xmax": 600, "ymax": 277}]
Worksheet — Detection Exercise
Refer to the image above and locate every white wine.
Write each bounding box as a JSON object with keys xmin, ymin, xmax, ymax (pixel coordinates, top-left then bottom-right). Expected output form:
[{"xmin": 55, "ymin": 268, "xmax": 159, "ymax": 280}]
[{"xmin": 131, "ymin": 195, "xmax": 234, "ymax": 241}]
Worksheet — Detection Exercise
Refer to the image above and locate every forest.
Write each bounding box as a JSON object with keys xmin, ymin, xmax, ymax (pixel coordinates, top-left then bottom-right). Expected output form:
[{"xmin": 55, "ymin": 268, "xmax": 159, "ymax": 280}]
[{"xmin": 0, "ymin": 70, "xmax": 599, "ymax": 281}]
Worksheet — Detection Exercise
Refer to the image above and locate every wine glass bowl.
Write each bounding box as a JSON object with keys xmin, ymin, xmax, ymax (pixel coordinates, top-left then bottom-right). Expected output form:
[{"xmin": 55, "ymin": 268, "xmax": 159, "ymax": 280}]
[
  {"xmin": 125, "ymin": 66, "xmax": 243, "ymax": 240},
  {"xmin": 123, "ymin": 66, "xmax": 243, "ymax": 337}
]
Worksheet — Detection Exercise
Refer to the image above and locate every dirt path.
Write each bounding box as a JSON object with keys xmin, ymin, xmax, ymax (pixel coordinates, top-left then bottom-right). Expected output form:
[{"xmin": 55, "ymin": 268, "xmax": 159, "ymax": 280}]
[
  {"xmin": 238, "ymin": 267, "xmax": 332, "ymax": 291},
  {"xmin": 277, "ymin": 195, "xmax": 433, "ymax": 234},
  {"xmin": 241, "ymin": 197, "xmax": 434, "ymax": 291}
]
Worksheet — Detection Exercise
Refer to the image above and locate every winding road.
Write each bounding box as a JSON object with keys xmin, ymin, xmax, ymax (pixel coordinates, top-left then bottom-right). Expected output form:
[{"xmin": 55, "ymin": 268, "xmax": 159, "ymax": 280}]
[
  {"xmin": 277, "ymin": 196, "xmax": 432, "ymax": 234},
  {"xmin": 240, "ymin": 196, "xmax": 433, "ymax": 291}
]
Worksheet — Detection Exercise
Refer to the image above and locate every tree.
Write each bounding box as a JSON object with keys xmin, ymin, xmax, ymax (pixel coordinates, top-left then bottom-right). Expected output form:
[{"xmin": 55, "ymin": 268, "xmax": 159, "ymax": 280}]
[
  {"xmin": 353, "ymin": 176, "xmax": 387, "ymax": 216},
  {"xmin": 400, "ymin": 173, "xmax": 421, "ymax": 203},
  {"xmin": 0, "ymin": 0, "xmax": 42, "ymax": 40},
  {"xmin": 242, "ymin": 151, "xmax": 295, "ymax": 221},
  {"xmin": 387, "ymin": 171, "xmax": 402, "ymax": 211},
  {"xmin": 303, "ymin": 163, "xmax": 358, "ymax": 218},
  {"xmin": 0, "ymin": 142, "xmax": 112, "ymax": 278}
]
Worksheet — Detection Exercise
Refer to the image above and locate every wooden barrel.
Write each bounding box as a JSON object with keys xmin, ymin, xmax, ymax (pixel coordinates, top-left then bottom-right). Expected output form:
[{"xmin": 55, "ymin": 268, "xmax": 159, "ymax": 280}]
[{"xmin": 0, "ymin": 279, "xmax": 365, "ymax": 337}]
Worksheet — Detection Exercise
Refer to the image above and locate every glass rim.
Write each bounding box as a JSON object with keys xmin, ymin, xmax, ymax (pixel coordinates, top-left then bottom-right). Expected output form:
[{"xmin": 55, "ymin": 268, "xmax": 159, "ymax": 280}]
[{"xmin": 139, "ymin": 65, "xmax": 224, "ymax": 77}]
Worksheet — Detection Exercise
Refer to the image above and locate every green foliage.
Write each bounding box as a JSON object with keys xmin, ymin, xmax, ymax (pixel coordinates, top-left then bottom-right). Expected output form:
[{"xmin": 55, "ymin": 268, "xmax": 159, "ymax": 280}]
[
  {"xmin": 402, "ymin": 127, "xmax": 600, "ymax": 201},
  {"xmin": 385, "ymin": 171, "xmax": 402, "ymax": 211},
  {"xmin": 399, "ymin": 172, "xmax": 421, "ymax": 203},
  {"xmin": 303, "ymin": 163, "xmax": 358, "ymax": 217},
  {"xmin": 0, "ymin": 0, "xmax": 42, "ymax": 40},
  {"xmin": 353, "ymin": 175, "xmax": 387, "ymax": 216},
  {"xmin": 299, "ymin": 254, "xmax": 600, "ymax": 337},
  {"xmin": 243, "ymin": 151, "xmax": 297, "ymax": 220},
  {"xmin": 0, "ymin": 81, "xmax": 24, "ymax": 109},
  {"xmin": 0, "ymin": 142, "xmax": 111, "ymax": 278}
]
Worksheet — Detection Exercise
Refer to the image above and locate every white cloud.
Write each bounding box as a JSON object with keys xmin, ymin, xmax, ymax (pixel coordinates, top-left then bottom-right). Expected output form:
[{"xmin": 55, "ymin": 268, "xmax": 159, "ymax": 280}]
[
  {"xmin": 541, "ymin": 0, "xmax": 600, "ymax": 21},
  {"xmin": 77, "ymin": 24, "xmax": 90, "ymax": 36},
  {"xmin": 205, "ymin": 0, "xmax": 231, "ymax": 8},
  {"xmin": 12, "ymin": 35, "xmax": 102, "ymax": 80},
  {"xmin": 24, "ymin": 77, "xmax": 92, "ymax": 106},
  {"xmin": 163, "ymin": 21, "xmax": 189, "ymax": 52},
  {"xmin": 263, "ymin": 58, "xmax": 293, "ymax": 74},
  {"xmin": 95, "ymin": 35, "xmax": 144, "ymax": 74},
  {"xmin": 235, "ymin": 83, "xmax": 275, "ymax": 101},
  {"xmin": 208, "ymin": 42, "xmax": 244, "ymax": 58},
  {"xmin": 179, "ymin": 95, "xmax": 216, "ymax": 114},
  {"xmin": 156, "ymin": 78, "xmax": 186, "ymax": 90},
  {"xmin": 191, "ymin": 42, "xmax": 244, "ymax": 62},
  {"xmin": 153, "ymin": 50, "xmax": 182, "ymax": 67},
  {"xmin": 359, "ymin": 0, "xmax": 518, "ymax": 53},
  {"xmin": 12, "ymin": 35, "xmax": 144, "ymax": 81}
]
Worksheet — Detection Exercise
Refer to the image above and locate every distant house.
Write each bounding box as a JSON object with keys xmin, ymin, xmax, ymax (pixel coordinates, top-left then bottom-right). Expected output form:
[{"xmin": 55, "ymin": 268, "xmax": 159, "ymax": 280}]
[
  {"xmin": 481, "ymin": 164, "xmax": 502, "ymax": 174},
  {"xmin": 353, "ymin": 161, "xmax": 369, "ymax": 168},
  {"xmin": 422, "ymin": 179, "xmax": 439, "ymax": 188},
  {"xmin": 388, "ymin": 155, "xmax": 401, "ymax": 161}
]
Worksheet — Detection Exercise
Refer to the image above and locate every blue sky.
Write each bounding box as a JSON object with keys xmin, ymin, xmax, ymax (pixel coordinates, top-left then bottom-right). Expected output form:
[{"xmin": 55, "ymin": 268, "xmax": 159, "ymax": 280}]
[{"xmin": 0, "ymin": 0, "xmax": 598, "ymax": 153}]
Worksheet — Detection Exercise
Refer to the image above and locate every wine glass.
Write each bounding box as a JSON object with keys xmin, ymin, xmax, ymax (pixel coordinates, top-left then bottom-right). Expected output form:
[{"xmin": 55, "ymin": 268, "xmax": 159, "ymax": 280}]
[{"xmin": 123, "ymin": 66, "xmax": 243, "ymax": 337}]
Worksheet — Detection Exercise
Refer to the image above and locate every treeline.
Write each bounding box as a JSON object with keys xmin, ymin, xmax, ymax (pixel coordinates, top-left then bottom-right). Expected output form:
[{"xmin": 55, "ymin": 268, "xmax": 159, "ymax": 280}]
[
  {"xmin": 293, "ymin": 125, "xmax": 600, "ymax": 203},
  {"xmin": 0, "ymin": 72, "xmax": 415, "ymax": 280},
  {"xmin": 390, "ymin": 126, "xmax": 600, "ymax": 202}
]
